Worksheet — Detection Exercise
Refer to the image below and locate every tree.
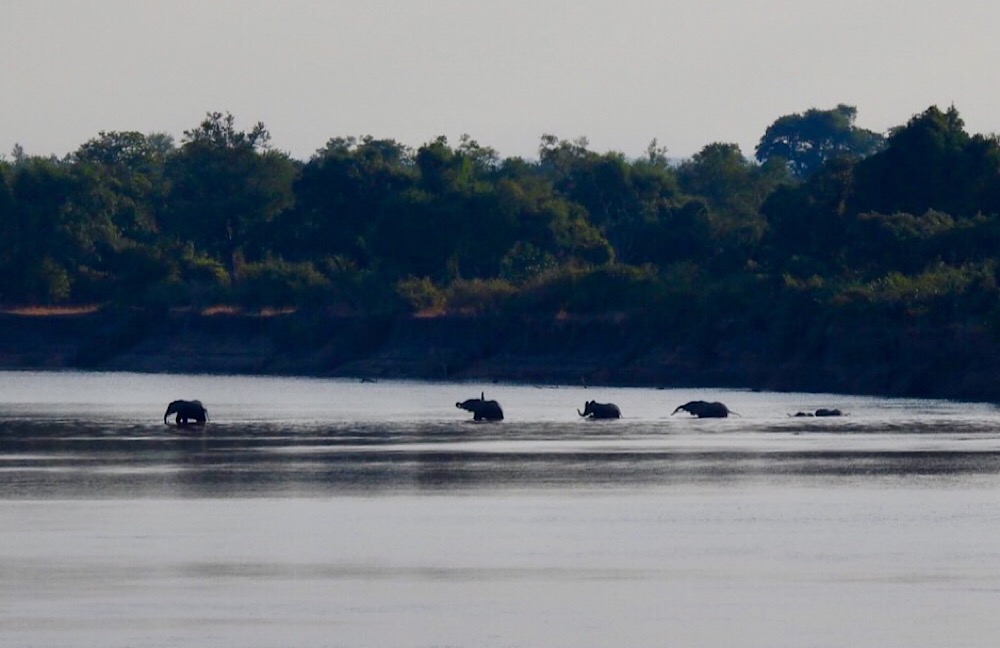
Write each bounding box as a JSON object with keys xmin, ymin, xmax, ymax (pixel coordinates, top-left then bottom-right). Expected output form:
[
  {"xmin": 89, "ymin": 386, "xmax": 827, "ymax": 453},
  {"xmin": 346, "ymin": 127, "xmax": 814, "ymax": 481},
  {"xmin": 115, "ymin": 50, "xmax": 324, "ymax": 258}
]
[
  {"xmin": 761, "ymin": 157, "xmax": 858, "ymax": 275},
  {"xmin": 371, "ymin": 137, "xmax": 520, "ymax": 281},
  {"xmin": 72, "ymin": 131, "xmax": 174, "ymax": 241},
  {"xmin": 283, "ymin": 136, "xmax": 415, "ymax": 265},
  {"xmin": 163, "ymin": 112, "xmax": 297, "ymax": 281},
  {"xmin": 755, "ymin": 104, "xmax": 884, "ymax": 180},
  {"xmin": 74, "ymin": 130, "xmax": 174, "ymax": 169},
  {"xmin": 677, "ymin": 143, "xmax": 791, "ymax": 266},
  {"xmin": 1, "ymin": 156, "xmax": 118, "ymax": 302},
  {"xmin": 630, "ymin": 198, "xmax": 714, "ymax": 268},
  {"xmin": 678, "ymin": 143, "xmax": 790, "ymax": 219},
  {"xmin": 850, "ymin": 105, "xmax": 999, "ymax": 218},
  {"xmin": 539, "ymin": 136, "xmax": 681, "ymax": 264}
]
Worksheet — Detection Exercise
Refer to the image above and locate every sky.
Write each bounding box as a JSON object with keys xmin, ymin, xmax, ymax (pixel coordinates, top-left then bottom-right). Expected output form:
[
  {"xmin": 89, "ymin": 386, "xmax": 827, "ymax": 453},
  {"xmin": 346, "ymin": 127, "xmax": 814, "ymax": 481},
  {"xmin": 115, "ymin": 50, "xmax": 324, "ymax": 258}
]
[{"xmin": 3, "ymin": 0, "xmax": 1000, "ymax": 162}]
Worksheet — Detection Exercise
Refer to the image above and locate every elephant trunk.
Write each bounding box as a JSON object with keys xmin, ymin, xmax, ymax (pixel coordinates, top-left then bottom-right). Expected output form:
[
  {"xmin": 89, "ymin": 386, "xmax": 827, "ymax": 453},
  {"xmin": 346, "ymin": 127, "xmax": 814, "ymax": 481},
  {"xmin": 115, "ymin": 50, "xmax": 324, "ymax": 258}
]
[{"xmin": 577, "ymin": 409, "xmax": 586, "ymax": 417}]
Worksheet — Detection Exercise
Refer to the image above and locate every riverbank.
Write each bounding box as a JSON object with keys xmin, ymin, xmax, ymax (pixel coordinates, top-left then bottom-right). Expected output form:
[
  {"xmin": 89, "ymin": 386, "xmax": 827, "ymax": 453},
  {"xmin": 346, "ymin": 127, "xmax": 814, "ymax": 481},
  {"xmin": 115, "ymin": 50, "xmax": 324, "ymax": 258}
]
[{"xmin": 1, "ymin": 307, "xmax": 998, "ymax": 402}]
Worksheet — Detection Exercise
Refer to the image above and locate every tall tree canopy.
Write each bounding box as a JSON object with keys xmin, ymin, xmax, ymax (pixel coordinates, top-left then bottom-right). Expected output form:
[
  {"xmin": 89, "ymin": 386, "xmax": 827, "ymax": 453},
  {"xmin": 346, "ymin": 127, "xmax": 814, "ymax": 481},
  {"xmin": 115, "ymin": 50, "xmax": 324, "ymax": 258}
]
[
  {"xmin": 850, "ymin": 105, "xmax": 1000, "ymax": 218},
  {"xmin": 4, "ymin": 100, "xmax": 1000, "ymax": 349},
  {"xmin": 755, "ymin": 104, "xmax": 884, "ymax": 180},
  {"xmin": 162, "ymin": 112, "xmax": 297, "ymax": 280}
]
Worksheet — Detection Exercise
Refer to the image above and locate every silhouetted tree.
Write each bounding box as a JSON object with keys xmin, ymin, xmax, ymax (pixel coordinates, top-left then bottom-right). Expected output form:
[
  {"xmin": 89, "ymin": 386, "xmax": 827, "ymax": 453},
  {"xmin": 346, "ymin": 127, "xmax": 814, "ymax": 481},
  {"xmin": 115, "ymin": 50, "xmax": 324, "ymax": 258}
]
[
  {"xmin": 756, "ymin": 104, "xmax": 883, "ymax": 180},
  {"xmin": 163, "ymin": 112, "xmax": 297, "ymax": 281}
]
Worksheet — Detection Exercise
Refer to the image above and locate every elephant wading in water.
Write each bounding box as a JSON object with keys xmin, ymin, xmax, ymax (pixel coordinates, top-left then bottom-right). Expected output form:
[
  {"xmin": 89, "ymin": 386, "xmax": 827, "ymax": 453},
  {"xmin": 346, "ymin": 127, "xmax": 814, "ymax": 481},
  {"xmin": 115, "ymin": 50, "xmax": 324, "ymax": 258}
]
[
  {"xmin": 792, "ymin": 408, "xmax": 844, "ymax": 417},
  {"xmin": 671, "ymin": 400, "xmax": 735, "ymax": 418},
  {"xmin": 164, "ymin": 399, "xmax": 208, "ymax": 426},
  {"xmin": 456, "ymin": 392, "xmax": 504, "ymax": 421},
  {"xmin": 578, "ymin": 400, "xmax": 622, "ymax": 420}
]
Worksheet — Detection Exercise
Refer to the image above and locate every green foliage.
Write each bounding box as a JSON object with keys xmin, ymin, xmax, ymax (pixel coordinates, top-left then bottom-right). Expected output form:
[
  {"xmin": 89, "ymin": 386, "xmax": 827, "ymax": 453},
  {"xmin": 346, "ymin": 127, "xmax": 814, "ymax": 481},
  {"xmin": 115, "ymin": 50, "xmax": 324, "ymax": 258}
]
[
  {"xmin": 163, "ymin": 112, "xmax": 298, "ymax": 280},
  {"xmin": 833, "ymin": 263, "xmax": 998, "ymax": 320},
  {"xmin": 235, "ymin": 257, "xmax": 329, "ymax": 309},
  {"xmin": 71, "ymin": 131, "xmax": 173, "ymax": 242},
  {"xmin": 3, "ymin": 102, "xmax": 1000, "ymax": 370},
  {"xmin": 396, "ymin": 276, "xmax": 445, "ymax": 313},
  {"xmin": 515, "ymin": 263, "xmax": 664, "ymax": 315},
  {"xmin": 443, "ymin": 278, "xmax": 517, "ymax": 314},
  {"xmin": 756, "ymin": 104, "xmax": 884, "ymax": 180},
  {"xmin": 32, "ymin": 257, "xmax": 72, "ymax": 302},
  {"xmin": 539, "ymin": 138, "xmax": 680, "ymax": 264},
  {"xmin": 282, "ymin": 136, "xmax": 415, "ymax": 265},
  {"xmin": 851, "ymin": 106, "xmax": 1000, "ymax": 218},
  {"xmin": 500, "ymin": 242, "xmax": 557, "ymax": 284},
  {"xmin": 677, "ymin": 143, "xmax": 790, "ymax": 252}
]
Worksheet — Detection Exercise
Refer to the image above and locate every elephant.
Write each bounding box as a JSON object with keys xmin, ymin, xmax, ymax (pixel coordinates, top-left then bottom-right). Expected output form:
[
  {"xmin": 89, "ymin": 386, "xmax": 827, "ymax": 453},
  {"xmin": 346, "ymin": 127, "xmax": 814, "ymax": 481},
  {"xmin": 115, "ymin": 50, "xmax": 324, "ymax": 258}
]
[
  {"xmin": 456, "ymin": 392, "xmax": 504, "ymax": 421},
  {"xmin": 578, "ymin": 400, "xmax": 622, "ymax": 419},
  {"xmin": 164, "ymin": 399, "xmax": 208, "ymax": 426},
  {"xmin": 792, "ymin": 408, "xmax": 843, "ymax": 417},
  {"xmin": 671, "ymin": 400, "xmax": 734, "ymax": 418}
]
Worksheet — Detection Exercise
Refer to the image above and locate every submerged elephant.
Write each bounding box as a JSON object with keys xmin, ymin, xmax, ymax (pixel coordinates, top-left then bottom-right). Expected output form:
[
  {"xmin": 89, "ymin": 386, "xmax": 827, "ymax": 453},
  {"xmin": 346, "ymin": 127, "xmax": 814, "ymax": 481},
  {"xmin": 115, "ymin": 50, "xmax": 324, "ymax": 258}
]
[
  {"xmin": 578, "ymin": 400, "xmax": 621, "ymax": 419},
  {"xmin": 792, "ymin": 408, "xmax": 844, "ymax": 417},
  {"xmin": 456, "ymin": 392, "xmax": 504, "ymax": 421},
  {"xmin": 671, "ymin": 400, "xmax": 734, "ymax": 418},
  {"xmin": 164, "ymin": 399, "xmax": 208, "ymax": 426}
]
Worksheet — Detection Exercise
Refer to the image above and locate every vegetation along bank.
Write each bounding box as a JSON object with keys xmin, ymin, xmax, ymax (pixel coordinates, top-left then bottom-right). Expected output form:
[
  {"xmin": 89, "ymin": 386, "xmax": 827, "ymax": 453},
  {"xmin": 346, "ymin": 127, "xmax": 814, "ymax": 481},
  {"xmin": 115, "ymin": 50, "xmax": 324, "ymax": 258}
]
[{"xmin": 3, "ymin": 105, "xmax": 1000, "ymax": 402}]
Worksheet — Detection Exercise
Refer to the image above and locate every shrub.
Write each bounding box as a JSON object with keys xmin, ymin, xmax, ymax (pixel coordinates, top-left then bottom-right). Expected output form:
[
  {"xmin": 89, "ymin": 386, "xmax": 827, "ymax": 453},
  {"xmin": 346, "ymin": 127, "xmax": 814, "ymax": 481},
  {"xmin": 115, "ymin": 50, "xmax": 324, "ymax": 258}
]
[
  {"xmin": 235, "ymin": 257, "xmax": 330, "ymax": 309},
  {"xmin": 396, "ymin": 276, "xmax": 445, "ymax": 314},
  {"xmin": 443, "ymin": 278, "xmax": 517, "ymax": 314},
  {"xmin": 500, "ymin": 242, "xmax": 557, "ymax": 285},
  {"xmin": 514, "ymin": 263, "xmax": 664, "ymax": 315}
]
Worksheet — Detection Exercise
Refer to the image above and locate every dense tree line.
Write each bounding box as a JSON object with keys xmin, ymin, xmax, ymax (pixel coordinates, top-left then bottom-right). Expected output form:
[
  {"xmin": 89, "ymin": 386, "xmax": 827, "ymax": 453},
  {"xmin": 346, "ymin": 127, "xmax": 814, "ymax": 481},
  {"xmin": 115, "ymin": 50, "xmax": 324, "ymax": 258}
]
[{"xmin": 2, "ymin": 105, "xmax": 1000, "ymax": 348}]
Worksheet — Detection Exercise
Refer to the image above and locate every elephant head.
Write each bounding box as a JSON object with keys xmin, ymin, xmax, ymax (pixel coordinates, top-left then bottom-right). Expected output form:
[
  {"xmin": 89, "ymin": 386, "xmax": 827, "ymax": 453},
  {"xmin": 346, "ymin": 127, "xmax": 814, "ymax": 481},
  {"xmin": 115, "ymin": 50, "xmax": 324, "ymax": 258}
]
[
  {"xmin": 671, "ymin": 400, "xmax": 733, "ymax": 418},
  {"xmin": 164, "ymin": 399, "xmax": 208, "ymax": 426},
  {"xmin": 578, "ymin": 400, "xmax": 622, "ymax": 419},
  {"xmin": 456, "ymin": 392, "xmax": 504, "ymax": 421}
]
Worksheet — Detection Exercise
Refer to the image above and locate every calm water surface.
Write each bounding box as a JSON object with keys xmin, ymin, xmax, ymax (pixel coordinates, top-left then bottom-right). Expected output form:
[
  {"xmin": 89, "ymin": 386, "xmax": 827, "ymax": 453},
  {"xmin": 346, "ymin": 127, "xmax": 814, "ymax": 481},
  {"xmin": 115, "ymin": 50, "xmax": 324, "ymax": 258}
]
[{"xmin": 2, "ymin": 370, "xmax": 1000, "ymax": 647}]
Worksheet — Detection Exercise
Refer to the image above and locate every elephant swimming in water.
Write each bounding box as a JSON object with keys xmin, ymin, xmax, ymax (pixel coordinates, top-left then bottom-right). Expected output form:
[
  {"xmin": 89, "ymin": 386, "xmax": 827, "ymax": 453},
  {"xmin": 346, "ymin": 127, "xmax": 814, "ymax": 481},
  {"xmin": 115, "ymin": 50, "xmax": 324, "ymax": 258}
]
[
  {"xmin": 456, "ymin": 392, "xmax": 504, "ymax": 421},
  {"xmin": 671, "ymin": 400, "xmax": 734, "ymax": 418},
  {"xmin": 792, "ymin": 408, "xmax": 844, "ymax": 417},
  {"xmin": 578, "ymin": 400, "xmax": 621, "ymax": 419},
  {"xmin": 164, "ymin": 399, "xmax": 208, "ymax": 426}
]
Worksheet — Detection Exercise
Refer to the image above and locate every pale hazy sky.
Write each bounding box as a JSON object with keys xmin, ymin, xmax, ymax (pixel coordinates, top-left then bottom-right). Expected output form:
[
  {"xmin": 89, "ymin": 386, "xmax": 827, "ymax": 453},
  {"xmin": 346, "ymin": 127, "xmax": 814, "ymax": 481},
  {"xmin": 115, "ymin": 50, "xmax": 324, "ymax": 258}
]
[{"xmin": 3, "ymin": 0, "xmax": 999, "ymax": 162}]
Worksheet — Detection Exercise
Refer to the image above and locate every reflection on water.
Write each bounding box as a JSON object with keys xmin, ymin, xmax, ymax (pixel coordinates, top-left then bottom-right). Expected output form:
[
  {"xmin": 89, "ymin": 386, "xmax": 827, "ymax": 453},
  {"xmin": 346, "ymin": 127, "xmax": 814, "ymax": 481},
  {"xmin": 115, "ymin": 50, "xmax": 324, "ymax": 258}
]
[
  {"xmin": 3, "ymin": 371, "xmax": 1000, "ymax": 648},
  {"xmin": 4, "ymin": 415, "xmax": 1000, "ymax": 498}
]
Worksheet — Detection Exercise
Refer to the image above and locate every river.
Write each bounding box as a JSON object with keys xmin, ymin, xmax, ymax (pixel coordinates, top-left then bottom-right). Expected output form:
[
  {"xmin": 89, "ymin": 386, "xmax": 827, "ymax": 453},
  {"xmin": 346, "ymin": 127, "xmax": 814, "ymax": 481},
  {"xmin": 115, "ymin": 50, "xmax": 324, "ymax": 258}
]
[{"xmin": 2, "ymin": 370, "xmax": 999, "ymax": 647}]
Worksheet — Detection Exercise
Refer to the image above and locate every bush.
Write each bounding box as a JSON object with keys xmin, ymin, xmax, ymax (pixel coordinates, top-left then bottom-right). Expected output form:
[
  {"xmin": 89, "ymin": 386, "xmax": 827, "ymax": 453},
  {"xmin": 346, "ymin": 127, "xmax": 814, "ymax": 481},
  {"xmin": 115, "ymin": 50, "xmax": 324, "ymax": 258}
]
[
  {"xmin": 514, "ymin": 263, "xmax": 664, "ymax": 315},
  {"xmin": 235, "ymin": 257, "xmax": 330, "ymax": 309},
  {"xmin": 33, "ymin": 257, "xmax": 71, "ymax": 303},
  {"xmin": 396, "ymin": 276, "xmax": 445, "ymax": 314},
  {"xmin": 500, "ymin": 242, "xmax": 557, "ymax": 285},
  {"xmin": 443, "ymin": 278, "xmax": 517, "ymax": 314}
]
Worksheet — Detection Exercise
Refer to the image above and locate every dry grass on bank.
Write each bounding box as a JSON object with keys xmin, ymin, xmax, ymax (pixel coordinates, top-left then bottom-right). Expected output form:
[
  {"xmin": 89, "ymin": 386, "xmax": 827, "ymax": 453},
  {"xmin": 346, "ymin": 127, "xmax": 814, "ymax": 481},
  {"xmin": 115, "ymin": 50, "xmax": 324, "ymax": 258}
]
[
  {"xmin": 198, "ymin": 305, "xmax": 297, "ymax": 317},
  {"xmin": 1, "ymin": 304, "xmax": 300, "ymax": 318},
  {"xmin": 1, "ymin": 304, "xmax": 102, "ymax": 316}
]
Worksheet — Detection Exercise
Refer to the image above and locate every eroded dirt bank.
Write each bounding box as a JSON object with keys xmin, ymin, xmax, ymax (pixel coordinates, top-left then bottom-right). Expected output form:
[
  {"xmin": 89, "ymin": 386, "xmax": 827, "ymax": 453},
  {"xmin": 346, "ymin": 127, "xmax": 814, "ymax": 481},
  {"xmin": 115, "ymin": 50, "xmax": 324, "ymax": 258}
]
[{"xmin": 0, "ymin": 308, "xmax": 998, "ymax": 402}]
